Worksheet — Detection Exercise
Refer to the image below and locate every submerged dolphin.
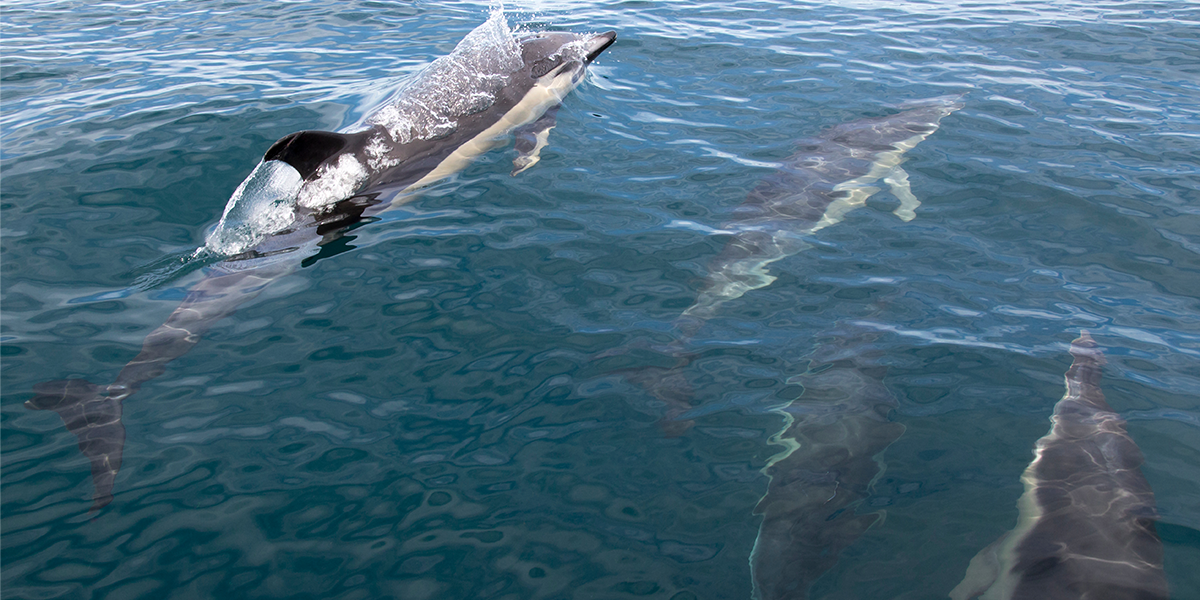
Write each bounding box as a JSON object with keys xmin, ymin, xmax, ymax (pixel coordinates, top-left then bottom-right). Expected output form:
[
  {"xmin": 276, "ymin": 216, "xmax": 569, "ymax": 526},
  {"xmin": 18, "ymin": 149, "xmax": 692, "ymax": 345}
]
[
  {"xmin": 26, "ymin": 13, "xmax": 616, "ymax": 511},
  {"xmin": 950, "ymin": 333, "xmax": 1168, "ymax": 600},
  {"xmin": 750, "ymin": 329, "xmax": 906, "ymax": 600},
  {"xmin": 625, "ymin": 97, "xmax": 964, "ymax": 434},
  {"xmin": 681, "ymin": 96, "xmax": 963, "ymax": 325}
]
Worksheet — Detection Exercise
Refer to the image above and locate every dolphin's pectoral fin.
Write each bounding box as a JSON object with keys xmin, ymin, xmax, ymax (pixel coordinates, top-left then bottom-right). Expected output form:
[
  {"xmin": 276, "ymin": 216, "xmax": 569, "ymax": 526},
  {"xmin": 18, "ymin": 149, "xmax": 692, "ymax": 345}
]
[
  {"xmin": 884, "ymin": 166, "xmax": 920, "ymax": 222},
  {"xmin": 26, "ymin": 379, "xmax": 125, "ymax": 511},
  {"xmin": 264, "ymin": 130, "xmax": 357, "ymax": 179},
  {"xmin": 511, "ymin": 106, "xmax": 560, "ymax": 176},
  {"xmin": 949, "ymin": 531, "xmax": 1008, "ymax": 600}
]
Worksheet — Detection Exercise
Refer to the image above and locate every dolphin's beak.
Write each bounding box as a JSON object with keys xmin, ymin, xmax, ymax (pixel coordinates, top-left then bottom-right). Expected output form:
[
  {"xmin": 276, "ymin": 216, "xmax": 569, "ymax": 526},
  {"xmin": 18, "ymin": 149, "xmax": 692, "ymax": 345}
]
[{"xmin": 584, "ymin": 31, "xmax": 617, "ymax": 63}]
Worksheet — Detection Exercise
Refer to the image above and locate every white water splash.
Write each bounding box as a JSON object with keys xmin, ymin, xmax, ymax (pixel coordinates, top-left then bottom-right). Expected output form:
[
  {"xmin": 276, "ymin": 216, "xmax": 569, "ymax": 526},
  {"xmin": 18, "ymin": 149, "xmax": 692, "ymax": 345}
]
[
  {"xmin": 205, "ymin": 160, "xmax": 303, "ymax": 255},
  {"xmin": 296, "ymin": 154, "xmax": 369, "ymax": 210},
  {"xmin": 361, "ymin": 9, "xmax": 523, "ymax": 145}
]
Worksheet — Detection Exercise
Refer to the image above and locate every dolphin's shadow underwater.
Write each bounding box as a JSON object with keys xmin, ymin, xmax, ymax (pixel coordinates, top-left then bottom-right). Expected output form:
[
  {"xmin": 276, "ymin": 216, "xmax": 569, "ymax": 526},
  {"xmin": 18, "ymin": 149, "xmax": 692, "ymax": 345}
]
[{"xmin": 26, "ymin": 12, "xmax": 616, "ymax": 512}]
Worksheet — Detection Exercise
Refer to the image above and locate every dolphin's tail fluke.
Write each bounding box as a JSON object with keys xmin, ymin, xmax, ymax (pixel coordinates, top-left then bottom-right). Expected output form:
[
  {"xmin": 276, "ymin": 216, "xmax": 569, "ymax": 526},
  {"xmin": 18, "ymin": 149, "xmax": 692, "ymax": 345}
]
[
  {"xmin": 26, "ymin": 379, "xmax": 125, "ymax": 512},
  {"xmin": 27, "ymin": 266, "xmax": 288, "ymax": 513}
]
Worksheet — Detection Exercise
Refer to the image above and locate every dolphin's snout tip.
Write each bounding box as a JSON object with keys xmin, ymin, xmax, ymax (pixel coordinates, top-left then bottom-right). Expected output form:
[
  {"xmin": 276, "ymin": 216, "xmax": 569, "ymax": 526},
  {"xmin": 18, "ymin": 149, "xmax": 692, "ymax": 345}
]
[{"xmin": 585, "ymin": 30, "xmax": 617, "ymax": 62}]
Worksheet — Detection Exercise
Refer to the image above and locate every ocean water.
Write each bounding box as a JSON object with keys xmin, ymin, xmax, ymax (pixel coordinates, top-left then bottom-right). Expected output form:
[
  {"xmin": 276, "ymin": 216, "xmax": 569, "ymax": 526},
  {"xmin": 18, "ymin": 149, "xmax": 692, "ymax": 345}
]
[{"xmin": 2, "ymin": 1, "xmax": 1199, "ymax": 599}]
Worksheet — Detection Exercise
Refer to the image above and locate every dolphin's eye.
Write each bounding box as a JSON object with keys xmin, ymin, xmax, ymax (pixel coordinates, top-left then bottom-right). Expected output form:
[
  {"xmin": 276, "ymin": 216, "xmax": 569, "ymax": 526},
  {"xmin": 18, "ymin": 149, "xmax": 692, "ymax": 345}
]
[{"xmin": 531, "ymin": 55, "xmax": 563, "ymax": 79}]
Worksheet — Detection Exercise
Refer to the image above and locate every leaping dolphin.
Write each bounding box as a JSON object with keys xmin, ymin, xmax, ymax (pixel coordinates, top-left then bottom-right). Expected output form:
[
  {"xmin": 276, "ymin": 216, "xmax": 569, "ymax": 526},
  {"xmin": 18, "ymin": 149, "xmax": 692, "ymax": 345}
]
[
  {"xmin": 26, "ymin": 12, "xmax": 616, "ymax": 512},
  {"xmin": 950, "ymin": 333, "xmax": 1168, "ymax": 600}
]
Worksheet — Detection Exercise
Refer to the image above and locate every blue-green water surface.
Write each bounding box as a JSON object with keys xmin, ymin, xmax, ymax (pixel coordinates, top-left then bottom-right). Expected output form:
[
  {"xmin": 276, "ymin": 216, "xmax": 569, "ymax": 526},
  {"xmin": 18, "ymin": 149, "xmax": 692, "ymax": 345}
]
[{"xmin": 3, "ymin": 1, "xmax": 1199, "ymax": 598}]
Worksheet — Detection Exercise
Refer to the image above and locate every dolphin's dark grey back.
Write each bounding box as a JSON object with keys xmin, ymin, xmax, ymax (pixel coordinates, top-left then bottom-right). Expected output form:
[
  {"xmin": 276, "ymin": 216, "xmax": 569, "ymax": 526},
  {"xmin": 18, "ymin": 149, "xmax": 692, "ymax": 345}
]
[{"xmin": 951, "ymin": 333, "xmax": 1168, "ymax": 600}]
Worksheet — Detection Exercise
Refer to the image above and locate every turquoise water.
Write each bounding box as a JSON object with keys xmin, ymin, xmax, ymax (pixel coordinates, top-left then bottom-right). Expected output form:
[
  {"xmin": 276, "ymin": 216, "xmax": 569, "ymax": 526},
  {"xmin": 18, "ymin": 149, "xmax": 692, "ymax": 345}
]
[{"xmin": 3, "ymin": 1, "xmax": 1199, "ymax": 598}]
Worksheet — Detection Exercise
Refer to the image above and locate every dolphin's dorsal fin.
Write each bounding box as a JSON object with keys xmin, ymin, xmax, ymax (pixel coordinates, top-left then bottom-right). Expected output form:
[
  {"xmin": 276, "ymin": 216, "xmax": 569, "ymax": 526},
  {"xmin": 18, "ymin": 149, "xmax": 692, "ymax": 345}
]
[{"xmin": 263, "ymin": 130, "xmax": 354, "ymax": 180}]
